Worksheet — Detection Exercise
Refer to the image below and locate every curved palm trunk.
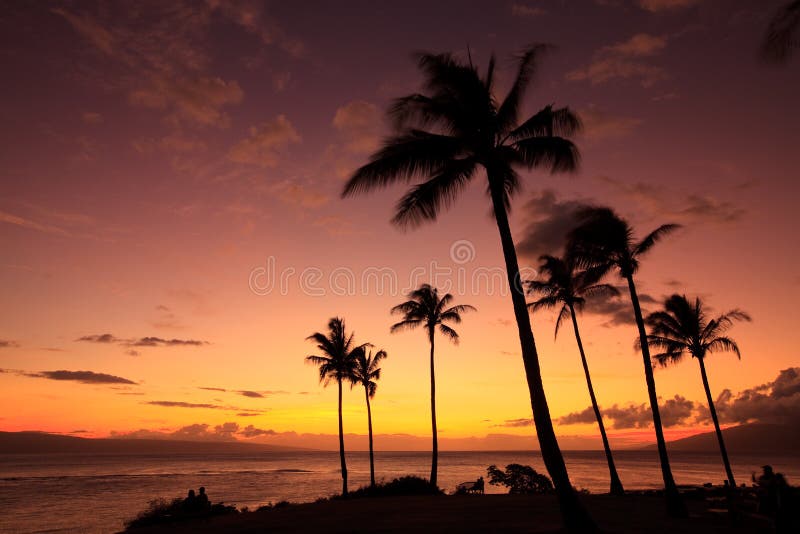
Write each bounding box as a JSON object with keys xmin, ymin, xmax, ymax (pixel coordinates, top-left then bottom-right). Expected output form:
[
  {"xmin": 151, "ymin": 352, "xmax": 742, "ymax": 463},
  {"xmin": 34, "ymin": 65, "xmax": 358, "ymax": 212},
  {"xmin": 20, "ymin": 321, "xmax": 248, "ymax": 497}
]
[
  {"xmin": 488, "ymin": 182, "xmax": 596, "ymax": 532},
  {"xmin": 365, "ymin": 385, "xmax": 376, "ymax": 487},
  {"xmin": 428, "ymin": 328, "xmax": 438, "ymax": 487},
  {"xmin": 568, "ymin": 304, "xmax": 624, "ymax": 496},
  {"xmin": 337, "ymin": 378, "xmax": 348, "ymax": 496},
  {"xmin": 626, "ymin": 276, "xmax": 686, "ymax": 517},
  {"xmin": 698, "ymin": 357, "xmax": 736, "ymax": 487}
]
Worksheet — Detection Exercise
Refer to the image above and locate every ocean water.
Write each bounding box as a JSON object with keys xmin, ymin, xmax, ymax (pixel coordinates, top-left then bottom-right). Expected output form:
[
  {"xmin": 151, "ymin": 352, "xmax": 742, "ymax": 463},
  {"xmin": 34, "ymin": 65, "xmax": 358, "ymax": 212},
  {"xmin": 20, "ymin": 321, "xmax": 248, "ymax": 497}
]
[{"xmin": 0, "ymin": 450, "xmax": 797, "ymax": 533}]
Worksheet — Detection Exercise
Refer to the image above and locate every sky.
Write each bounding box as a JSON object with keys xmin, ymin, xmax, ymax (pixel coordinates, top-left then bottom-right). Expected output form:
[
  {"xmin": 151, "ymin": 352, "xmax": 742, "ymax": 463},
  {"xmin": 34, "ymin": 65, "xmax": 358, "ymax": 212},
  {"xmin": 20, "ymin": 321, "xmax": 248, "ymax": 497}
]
[{"xmin": 1, "ymin": 0, "xmax": 799, "ymax": 450}]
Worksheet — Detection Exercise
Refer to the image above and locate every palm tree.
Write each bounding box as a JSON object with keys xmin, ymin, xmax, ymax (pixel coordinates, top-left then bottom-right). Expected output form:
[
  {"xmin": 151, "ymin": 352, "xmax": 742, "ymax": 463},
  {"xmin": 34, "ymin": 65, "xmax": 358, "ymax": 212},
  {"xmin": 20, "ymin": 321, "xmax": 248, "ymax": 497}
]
[
  {"xmin": 342, "ymin": 46, "xmax": 597, "ymax": 530},
  {"xmin": 567, "ymin": 206, "xmax": 687, "ymax": 517},
  {"xmin": 350, "ymin": 347, "xmax": 388, "ymax": 488},
  {"xmin": 527, "ymin": 254, "xmax": 624, "ymax": 496},
  {"xmin": 390, "ymin": 284, "xmax": 474, "ymax": 488},
  {"xmin": 645, "ymin": 294, "xmax": 751, "ymax": 488},
  {"xmin": 306, "ymin": 317, "xmax": 362, "ymax": 496},
  {"xmin": 761, "ymin": 1, "xmax": 800, "ymax": 63}
]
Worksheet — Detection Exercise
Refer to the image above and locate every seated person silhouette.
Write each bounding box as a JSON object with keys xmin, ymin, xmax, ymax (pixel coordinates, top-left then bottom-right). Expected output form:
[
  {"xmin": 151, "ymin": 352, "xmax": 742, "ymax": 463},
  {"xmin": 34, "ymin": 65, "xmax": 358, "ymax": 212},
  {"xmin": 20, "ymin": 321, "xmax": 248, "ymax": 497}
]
[
  {"xmin": 197, "ymin": 486, "xmax": 211, "ymax": 510},
  {"xmin": 183, "ymin": 489, "xmax": 197, "ymax": 512},
  {"xmin": 474, "ymin": 476, "xmax": 484, "ymax": 494}
]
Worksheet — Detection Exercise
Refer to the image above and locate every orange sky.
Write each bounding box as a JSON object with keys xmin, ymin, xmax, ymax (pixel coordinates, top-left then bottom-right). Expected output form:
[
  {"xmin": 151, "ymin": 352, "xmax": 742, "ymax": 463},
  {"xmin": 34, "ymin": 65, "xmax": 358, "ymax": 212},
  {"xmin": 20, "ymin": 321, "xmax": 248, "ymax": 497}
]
[{"xmin": 1, "ymin": 0, "xmax": 799, "ymax": 450}]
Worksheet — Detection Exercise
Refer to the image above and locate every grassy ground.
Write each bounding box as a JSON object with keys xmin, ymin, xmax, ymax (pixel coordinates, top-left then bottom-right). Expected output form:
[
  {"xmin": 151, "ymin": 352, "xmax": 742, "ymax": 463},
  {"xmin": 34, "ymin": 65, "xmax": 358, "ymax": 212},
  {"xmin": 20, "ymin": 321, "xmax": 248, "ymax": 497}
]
[{"xmin": 122, "ymin": 493, "xmax": 772, "ymax": 533}]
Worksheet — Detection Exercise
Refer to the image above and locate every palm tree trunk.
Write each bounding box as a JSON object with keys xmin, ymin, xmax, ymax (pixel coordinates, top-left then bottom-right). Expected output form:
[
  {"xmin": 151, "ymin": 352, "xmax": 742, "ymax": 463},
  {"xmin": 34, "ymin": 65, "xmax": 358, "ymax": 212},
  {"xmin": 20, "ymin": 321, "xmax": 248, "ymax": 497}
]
[
  {"xmin": 365, "ymin": 385, "xmax": 376, "ymax": 488},
  {"xmin": 626, "ymin": 275, "xmax": 686, "ymax": 517},
  {"xmin": 338, "ymin": 378, "xmax": 348, "ymax": 496},
  {"xmin": 568, "ymin": 304, "xmax": 624, "ymax": 496},
  {"xmin": 698, "ymin": 357, "xmax": 736, "ymax": 487},
  {"xmin": 428, "ymin": 328, "xmax": 438, "ymax": 488},
  {"xmin": 488, "ymin": 182, "xmax": 595, "ymax": 532}
]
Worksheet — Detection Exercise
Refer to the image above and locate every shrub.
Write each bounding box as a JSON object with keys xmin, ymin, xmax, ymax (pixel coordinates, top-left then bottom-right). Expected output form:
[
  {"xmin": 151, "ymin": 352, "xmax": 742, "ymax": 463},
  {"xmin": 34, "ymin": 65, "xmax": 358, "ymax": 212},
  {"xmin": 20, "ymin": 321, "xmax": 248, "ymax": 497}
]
[
  {"xmin": 124, "ymin": 496, "xmax": 238, "ymax": 530},
  {"xmin": 338, "ymin": 476, "xmax": 444, "ymax": 499},
  {"xmin": 486, "ymin": 464, "xmax": 554, "ymax": 495}
]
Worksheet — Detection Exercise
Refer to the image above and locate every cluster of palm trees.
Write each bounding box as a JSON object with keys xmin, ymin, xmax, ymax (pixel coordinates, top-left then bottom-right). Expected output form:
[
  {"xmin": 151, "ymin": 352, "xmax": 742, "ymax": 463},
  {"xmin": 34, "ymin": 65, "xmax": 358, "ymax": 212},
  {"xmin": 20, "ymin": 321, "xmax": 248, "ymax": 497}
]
[
  {"xmin": 306, "ymin": 286, "xmax": 474, "ymax": 495},
  {"xmin": 309, "ymin": 45, "xmax": 753, "ymax": 531}
]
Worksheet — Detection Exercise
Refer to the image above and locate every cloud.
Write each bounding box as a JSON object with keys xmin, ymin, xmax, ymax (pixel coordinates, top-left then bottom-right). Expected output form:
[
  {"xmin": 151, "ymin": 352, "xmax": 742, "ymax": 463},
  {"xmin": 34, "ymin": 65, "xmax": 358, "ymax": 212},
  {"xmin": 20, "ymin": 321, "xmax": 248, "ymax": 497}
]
[
  {"xmin": 580, "ymin": 107, "xmax": 643, "ymax": 141},
  {"xmin": 584, "ymin": 285, "xmax": 658, "ymax": 327},
  {"xmin": 125, "ymin": 350, "xmax": 141, "ymax": 357},
  {"xmin": 77, "ymin": 334, "xmax": 209, "ymax": 348},
  {"xmin": 332, "ymin": 100, "xmax": 383, "ymax": 154},
  {"xmin": 77, "ymin": 334, "xmax": 120, "ymax": 343},
  {"xmin": 511, "ymin": 3, "xmax": 546, "ymax": 17},
  {"xmin": 228, "ymin": 115, "xmax": 301, "ymax": 167},
  {"xmin": 239, "ymin": 424, "xmax": 276, "ymax": 438},
  {"xmin": 706, "ymin": 368, "xmax": 800, "ymax": 425},
  {"xmin": 0, "ymin": 340, "xmax": 19, "ymax": 348},
  {"xmin": 275, "ymin": 182, "xmax": 329, "ymax": 209},
  {"xmin": 596, "ymin": 176, "xmax": 746, "ymax": 224},
  {"xmin": 238, "ymin": 390, "xmax": 264, "ymax": 398},
  {"xmin": 638, "ymin": 0, "xmax": 700, "ymax": 12},
  {"xmin": 493, "ymin": 418, "xmax": 533, "ymax": 428},
  {"xmin": 199, "ymin": 387, "xmax": 227, "ymax": 392},
  {"xmin": 237, "ymin": 412, "xmax": 261, "ymax": 417},
  {"xmin": 26, "ymin": 370, "xmax": 137, "ymax": 385},
  {"xmin": 52, "ymin": 4, "xmax": 251, "ymax": 127},
  {"xmin": 558, "ymin": 395, "xmax": 696, "ymax": 429},
  {"xmin": 567, "ymin": 33, "xmax": 668, "ymax": 87},
  {"xmin": 0, "ymin": 210, "xmax": 70, "ymax": 236},
  {"xmin": 515, "ymin": 190, "xmax": 589, "ymax": 259},
  {"xmin": 146, "ymin": 401, "xmax": 223, "ymax": 409},
  {"xmin": 81, "ymin": 111, "xmax": 104, "ymax": 124}
]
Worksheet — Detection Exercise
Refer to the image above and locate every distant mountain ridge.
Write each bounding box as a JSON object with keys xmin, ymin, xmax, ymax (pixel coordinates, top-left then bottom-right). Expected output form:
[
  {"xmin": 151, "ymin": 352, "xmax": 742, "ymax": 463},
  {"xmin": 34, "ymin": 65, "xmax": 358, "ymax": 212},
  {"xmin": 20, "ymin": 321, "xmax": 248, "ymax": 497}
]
[
  {"xmin": 0, "ymin": 431, "xmax": 310, "ymax": 454},
  {"xmin": 651, "ymin": 423, "xmax": 800, "ymax": 454}
]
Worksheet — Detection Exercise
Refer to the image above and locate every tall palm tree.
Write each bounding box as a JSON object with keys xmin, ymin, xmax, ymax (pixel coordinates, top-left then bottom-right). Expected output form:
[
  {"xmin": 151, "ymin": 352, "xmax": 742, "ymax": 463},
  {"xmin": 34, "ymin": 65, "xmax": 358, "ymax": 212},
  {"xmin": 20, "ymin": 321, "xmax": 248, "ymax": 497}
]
[
  {"xmin": 342, "ymin": 46, "xmax": 598, "ymax": 530},
  {"xmin": 567, "ymin": 206, "xmax": 687, "ymax": 517},
  {"xmin": 390, "ymin": 284, "xmax": 474, "ymax": 488},
  {"xmin": 306, "ymin": 317, "xmax": 362, "ymax": 496},
  {"xmin": 527, "ymin": 254, "xmax": 624, "ymax": 496},
  {"xmin": 645, "ymin": 294, "xmax": 751, "ymax": 488},
  {"xmin": 350, "ymin": 347, "xmax": 388, "ymax": 488},
  {"xmin": 761, "ymin": 1, "xmax": 800, "ymax": 63}
]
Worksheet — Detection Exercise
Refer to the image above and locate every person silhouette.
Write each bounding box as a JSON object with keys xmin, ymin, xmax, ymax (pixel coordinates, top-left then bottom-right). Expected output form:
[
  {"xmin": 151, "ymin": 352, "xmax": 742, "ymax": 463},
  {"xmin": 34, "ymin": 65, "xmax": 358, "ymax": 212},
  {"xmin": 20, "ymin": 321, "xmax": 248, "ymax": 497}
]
[
  {"xmin": 183, "ymin": 489, "xmax": 197, "ymax": 512},
  {"xmin": 197, "ymin": 486, "xmax": 210, "ymax": 510},
  {"xmin": 475, "ymin": 476, "xmax": 484, "ymax": 494}
]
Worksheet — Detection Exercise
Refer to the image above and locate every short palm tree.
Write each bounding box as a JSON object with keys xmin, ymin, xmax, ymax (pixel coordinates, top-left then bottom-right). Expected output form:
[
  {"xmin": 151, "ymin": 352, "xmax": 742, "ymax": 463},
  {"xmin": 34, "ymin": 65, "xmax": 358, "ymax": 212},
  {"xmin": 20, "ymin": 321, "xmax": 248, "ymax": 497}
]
[
  {"xmin": 306, "ymin": 317, "xmax": 362, "ymax": 496},
  {"xmin": 527, "ymin": 254, "xmax": 624, "ymax": 496},
  {"xmin": 567, "ymin": 206, "xmax": 687, "ymax": 517},
  {"xmin": 350, "ymin": 347, "xmax": 388, "ymax": 488},
  {"xmin": 343, "ymin": 47, "xmax": 597, "ymax": 530},
  {"xmin": 390, "ymin": 284, "xmax": 474, "ymax": 488},
  {"xmin": 645, "ymin": 294, "xmax": 751, "ymax": 488}
]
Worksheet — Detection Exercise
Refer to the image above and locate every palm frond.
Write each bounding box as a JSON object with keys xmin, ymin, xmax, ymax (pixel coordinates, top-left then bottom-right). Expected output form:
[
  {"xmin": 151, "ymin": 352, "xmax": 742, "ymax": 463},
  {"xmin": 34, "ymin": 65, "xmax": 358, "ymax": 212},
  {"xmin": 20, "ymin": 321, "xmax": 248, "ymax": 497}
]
[
  {"xmin": 438, "ymin": 323, "xmax": 460, "ymax": 344},
  {"xmin": 761, "ymin": 0, "xmax": 800, "ymax": 63},
  {"xmin": 705, "ymin": 336, "xmax": 743, "ymax": 359},
  {"xmin": 496, "ymin": 43, "xmax": 552, "ymax": 135},
  {"xmin": 553, "ymin": 304, "xmax": 571, "ymax": 339},
  {"xmin": 342, "ymin": 131, "xmax": 464, "ymax": 197},
  {"xmin": 634, "ymin": 224, "xmax": 681, "ymax": 257},
  {"xmin": 391, "ymin": 157, "xmax": 477, "ymax": 228},
  {"xmin": 508, "ymin": 105, "xmax": 582, "ymax": 142},
  {"xmin": 512, "ymin": 137, "xmax": 580, "ymax": 174},
  {"xmin": 390, "ymin": 318, "xmax": 424, "ymax": 333}
]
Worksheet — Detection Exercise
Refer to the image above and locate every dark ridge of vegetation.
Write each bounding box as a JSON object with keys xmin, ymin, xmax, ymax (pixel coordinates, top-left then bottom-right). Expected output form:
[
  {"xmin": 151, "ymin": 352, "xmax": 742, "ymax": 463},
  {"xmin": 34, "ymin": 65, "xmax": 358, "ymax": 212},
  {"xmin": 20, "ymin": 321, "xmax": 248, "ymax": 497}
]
[
  {"xmin": 487, "ymin": 464, "xmax": 554, "ymax": 495},
  {"xmin": 334, "ymin": 475, "xmax": 444, "ymax": 499},
  {"xmin": 124, "ymin": 497, "xmax": 237, "ymax": 530}
]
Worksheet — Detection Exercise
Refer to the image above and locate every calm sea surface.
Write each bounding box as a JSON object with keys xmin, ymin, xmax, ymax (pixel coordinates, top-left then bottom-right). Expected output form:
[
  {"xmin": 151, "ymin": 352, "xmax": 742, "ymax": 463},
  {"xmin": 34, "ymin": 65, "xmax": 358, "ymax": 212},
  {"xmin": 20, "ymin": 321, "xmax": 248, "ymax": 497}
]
[{"xmin": 0, "ymin": 450, "xmax": 797, "ymax": 533}]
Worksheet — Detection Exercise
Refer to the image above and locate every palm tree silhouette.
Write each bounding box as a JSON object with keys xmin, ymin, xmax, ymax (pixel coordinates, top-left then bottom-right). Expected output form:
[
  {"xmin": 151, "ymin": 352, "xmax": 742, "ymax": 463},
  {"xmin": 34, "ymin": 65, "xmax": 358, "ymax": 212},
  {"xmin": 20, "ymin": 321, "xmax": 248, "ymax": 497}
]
[
  {"xmin": 306, "ymin": 317, "xmax": 362, "ymax": 496},
  {"xmin": 390, "ymin": 284, "xmax": 474, "ymax": 488},
  {"xmin": 645, "ymin": 294, "xmax": 751, "ymax": 488},
  {"xmin": 350, "ymin": 346, "xmax": 388, "ymax": 488},
  {"xmin": 761, "ymin": 1, "xmax": 800, "ymax": 63},
  {"xmin": 567, "ymin": 206, "xmax": 687, "ymax": 517},
  {"xmin": 342, "ymin": 46, "xmax": 597, "ymax": 530},
  {"xmin": 527, "ymin": 254, "xmax": 624, "ymax": 496}
]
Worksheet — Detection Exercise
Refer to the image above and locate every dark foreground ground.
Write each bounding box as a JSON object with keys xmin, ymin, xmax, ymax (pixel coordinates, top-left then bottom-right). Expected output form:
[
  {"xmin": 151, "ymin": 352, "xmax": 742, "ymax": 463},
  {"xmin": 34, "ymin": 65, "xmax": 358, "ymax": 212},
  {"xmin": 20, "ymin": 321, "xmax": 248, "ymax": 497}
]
[{"xmin": 122, "ymin": 494, "xmax": 773, "ymax": 533}]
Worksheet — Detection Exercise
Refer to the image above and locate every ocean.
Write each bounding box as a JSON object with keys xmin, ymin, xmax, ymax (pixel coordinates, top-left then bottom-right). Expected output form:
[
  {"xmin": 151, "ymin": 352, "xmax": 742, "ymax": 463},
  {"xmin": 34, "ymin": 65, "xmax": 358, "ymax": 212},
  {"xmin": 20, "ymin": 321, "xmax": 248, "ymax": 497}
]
[{"xmin": 1, "ymin": 450, "xmax": 797, "ymax": 533}]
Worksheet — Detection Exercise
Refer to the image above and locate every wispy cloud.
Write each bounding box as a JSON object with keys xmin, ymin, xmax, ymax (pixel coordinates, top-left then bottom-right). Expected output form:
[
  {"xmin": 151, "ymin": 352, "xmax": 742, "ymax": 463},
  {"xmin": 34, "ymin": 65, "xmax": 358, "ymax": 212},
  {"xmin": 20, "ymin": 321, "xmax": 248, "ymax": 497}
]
[
  {"xmin": 638, "ymin": 0, "xmax": 700, "ymax": 13},
  {"xmin": 567, "ymin": 33, "xmax": 668, "ymax": 87},
  {"xmin": 332, "ymin": 100, "xmax": 383, "ymax": 155},
  {"xmin": 2, "ymin": 368, "xmax": 138, "ymax": 385},
  {"xmin": 0, "ymin": 340, "xmax": 20, "ymax": 349},
  {"xmin": 77, "ymin": 334, "xmax": 209, "ymax": 348},
  {"xmin": 558, "ymin": 395, "xmax": 696, "ymax": 429},
  {"xmin": 228, "ymin": 115, "xmax": 301, "ymax": 167}
]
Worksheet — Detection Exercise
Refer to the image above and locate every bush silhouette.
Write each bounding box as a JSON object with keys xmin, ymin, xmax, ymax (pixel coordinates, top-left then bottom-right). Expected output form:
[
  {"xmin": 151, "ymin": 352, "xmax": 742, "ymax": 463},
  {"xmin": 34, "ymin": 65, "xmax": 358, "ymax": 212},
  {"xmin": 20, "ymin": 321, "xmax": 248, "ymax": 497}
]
[{"xmin": 487, "ymin": 464, "xmax": 554, "ymax": 494}]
